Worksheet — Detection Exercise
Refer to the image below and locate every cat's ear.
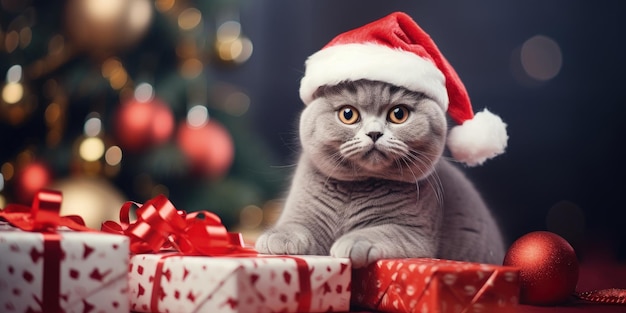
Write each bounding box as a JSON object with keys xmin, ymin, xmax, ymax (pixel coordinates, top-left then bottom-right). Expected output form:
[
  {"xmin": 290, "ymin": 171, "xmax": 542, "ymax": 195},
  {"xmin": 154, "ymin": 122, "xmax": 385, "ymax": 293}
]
[{"xmin": 447, "ymin": 109, "xmax": 508, "ymax": 167}]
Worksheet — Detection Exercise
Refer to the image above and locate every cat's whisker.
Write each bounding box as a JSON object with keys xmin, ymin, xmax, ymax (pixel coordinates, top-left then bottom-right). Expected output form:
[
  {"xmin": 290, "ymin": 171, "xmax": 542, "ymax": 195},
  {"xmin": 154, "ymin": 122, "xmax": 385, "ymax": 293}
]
[
  {"xmin": 405, "ymin": 150, "xmax": 444, "ymax": 207},
  {"xmin": 399, "ymin": 157, "xmax": 420, "ymax": 202},
  {"xmin": 322, "ymin": 151, "xmax": 347, "ymax": 188}
]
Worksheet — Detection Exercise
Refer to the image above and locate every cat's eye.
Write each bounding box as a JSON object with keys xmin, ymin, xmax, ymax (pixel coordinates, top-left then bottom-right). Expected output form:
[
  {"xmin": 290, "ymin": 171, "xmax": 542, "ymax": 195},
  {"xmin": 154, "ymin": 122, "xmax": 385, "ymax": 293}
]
[
  {"xmin": 388, "ymin": 105, "xmax": 409, "ymax": 124},
  {"xmin": 338, "ymin": 106, "xmax": 360, "ymax": 125}
]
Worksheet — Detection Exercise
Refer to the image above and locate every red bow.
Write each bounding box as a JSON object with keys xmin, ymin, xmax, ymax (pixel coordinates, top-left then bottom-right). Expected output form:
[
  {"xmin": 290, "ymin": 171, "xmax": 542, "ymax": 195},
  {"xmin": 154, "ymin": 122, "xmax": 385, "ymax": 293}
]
[
  {"xmin": 101, "ymin": 194, "xmax": 257, "ymax": 256},
  {"xmin": 0, "ymin": 189, "xmax": 91, "ymax": 232}
]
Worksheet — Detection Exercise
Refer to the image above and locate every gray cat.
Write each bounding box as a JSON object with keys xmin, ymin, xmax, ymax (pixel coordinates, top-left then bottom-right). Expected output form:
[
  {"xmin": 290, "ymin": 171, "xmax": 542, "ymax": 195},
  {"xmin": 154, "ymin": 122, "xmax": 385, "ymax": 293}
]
[{"xmin": 255, "ymin": 80, "xmax": 505, "ymax": 267}]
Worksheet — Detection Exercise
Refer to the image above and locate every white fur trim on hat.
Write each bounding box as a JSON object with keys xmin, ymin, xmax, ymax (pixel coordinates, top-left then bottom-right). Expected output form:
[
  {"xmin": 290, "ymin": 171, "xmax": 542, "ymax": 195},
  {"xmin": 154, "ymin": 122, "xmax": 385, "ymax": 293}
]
[
  {"xmin": 447, "ymin": 109, "xmax": 508, "ymax": 166},
  {"xmin": 299, "ymin": 43, "xmax": 449, "ymax": 110}
]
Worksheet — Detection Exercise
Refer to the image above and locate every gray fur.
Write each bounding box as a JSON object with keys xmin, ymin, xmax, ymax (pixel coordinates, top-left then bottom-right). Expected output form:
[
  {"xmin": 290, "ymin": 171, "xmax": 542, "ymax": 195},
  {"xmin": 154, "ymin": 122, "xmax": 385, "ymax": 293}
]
[{"xmin": 255, "ymin": 80, "xmax": 505, "ymax": 267}]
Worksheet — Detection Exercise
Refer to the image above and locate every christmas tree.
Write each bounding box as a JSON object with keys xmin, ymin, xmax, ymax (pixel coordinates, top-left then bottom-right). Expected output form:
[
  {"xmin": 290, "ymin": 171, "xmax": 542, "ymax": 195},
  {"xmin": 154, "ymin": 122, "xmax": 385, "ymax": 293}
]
[{"xmin": 0, "ymin": 0, "xmax": 283, "ymax": 231}]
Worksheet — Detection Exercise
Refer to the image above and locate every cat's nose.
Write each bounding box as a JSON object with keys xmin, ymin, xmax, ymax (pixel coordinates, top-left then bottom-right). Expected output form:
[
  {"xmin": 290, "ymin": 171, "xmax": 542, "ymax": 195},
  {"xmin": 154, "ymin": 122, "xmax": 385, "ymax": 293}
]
[{"xmin": 367, "ymin": 131, "xmax": 383, "ymax": 142}]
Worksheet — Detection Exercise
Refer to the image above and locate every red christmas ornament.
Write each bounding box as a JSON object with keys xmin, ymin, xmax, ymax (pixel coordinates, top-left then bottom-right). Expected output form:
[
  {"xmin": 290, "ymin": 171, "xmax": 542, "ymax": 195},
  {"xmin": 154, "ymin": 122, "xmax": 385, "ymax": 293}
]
[
  {"xmin": 503, "ymin": 231, "xmax": 579, "ymax": 305},
  {"xmin": 114, "ymin": 97, "xmax": 174, "ymax": 152},
  {"xmin": 14, "ymin": 162, "xmax": 52, "ymax": 204},
  {"xmin": 177, "ymin": 120, "xmax": 234, "ymax": 178}
]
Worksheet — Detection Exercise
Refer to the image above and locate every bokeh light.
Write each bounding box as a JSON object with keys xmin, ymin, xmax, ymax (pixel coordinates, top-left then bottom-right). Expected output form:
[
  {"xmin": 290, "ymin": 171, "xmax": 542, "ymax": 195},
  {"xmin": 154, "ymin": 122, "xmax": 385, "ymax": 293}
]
[
  {"xmin": 223, "ymin": 91, "xmax": 250, "ymax": 116},
  {"xmin": 1, "ymin": 162, "xmax": 14, "ymax": 181},
  {"xmin": 127, "ymin": 0, "xmax": 152, "ymax": 36},
  {"xmin": 215, "ymin": 21, "xmax": 253, "ymax": 64},
  {"xmin": 2, "ymin": 64, "xmax": 24, "ymax": 104},
  {"xmin": 155, "ymin": 0, "xmax": 175, "ymax": 12},
  {"xmin": 187, "ymin": 105, "xmax": 208, "ymax": 127},
  {"xmin": 180, "ymin": 57, "xmax": 203, "ymax": 79},
  {"xmin": 520, "ymin": 35, "xmax": 563, "ymax": 81},
  {"xmin": 105, "ymin": 145, "xmax": 123, "ymax": 166},
  {"xmin": 6, "ymin": 64, "xmax": 22, "ymax": 82},
  {"xmin": 217, "ymin": 21, "xmax": 241, "ymax": 41},
  {"xmin": 178, "ymin": 8, "xmax": 202, "ymax": 30},
  {"xmin": 4, "ymin": 30, "xmax": 18, "ymax": 53},
  {"xmin": 2, "ymin": 81, "xmax": 23, "ymax": 104},
  {"xmin": 84, "ymin": 114, "xmax": 102, "ymax": 136},
  {"xmin": 239, "ymin": 205, "xmax": 264, "ymax": 229},
  {"xmin": 19, "ymin": 27, "xmax": 31, "ymax": 48},
  {"xmin": 84, "ymin": 0, "xmax": 125, "ymax": 23},
  {"xmin": 134, "ymin": 82, "xmax": 154, "ymax": 102},
  {"xmin": 79, "ymin": 137, "xmax": 106, "ymax": 161},
  {"xmin": 48, "ymin": 34, "xmax": 65, "ymax": 55}
]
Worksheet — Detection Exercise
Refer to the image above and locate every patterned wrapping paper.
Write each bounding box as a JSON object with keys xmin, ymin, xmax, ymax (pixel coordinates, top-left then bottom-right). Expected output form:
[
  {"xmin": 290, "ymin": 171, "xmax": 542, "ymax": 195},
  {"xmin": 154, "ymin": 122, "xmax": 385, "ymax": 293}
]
[
  {"xmin": 128, "ymin": 254, "xmax": 351, "ymax": 313},
  {"xmin": 352, "ymin": 258, "xmax": 520, "ymax": 313},
  {"xmin": 0, "ymin": 224, "xmax": 130, "ymax": 313}
]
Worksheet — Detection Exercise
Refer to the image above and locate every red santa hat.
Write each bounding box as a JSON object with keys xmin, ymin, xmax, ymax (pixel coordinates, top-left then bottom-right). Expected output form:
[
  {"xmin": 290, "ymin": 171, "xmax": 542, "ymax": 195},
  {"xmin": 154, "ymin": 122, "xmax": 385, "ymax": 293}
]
[{"xmin": 299, "ymin": 12, "xmax": 508, "ymax": 166}]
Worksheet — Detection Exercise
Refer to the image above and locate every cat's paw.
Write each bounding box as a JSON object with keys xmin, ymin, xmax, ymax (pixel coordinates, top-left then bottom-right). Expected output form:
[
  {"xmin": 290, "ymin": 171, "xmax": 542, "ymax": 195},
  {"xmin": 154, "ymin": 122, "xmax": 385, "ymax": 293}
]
[
  {"xmin": 255, "ymin": 228, "xmax": 314, "ymax": 255},
  {"xmin": 330, "ymin": 236, "xmax": 384, "ymax": 268}
]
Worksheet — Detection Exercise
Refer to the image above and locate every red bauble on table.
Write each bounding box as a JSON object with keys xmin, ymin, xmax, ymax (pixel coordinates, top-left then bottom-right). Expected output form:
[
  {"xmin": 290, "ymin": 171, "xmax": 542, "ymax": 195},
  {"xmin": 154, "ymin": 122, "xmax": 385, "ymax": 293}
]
[{"xmin": 503, "ymin": 231, "xmax": 579, "ymax": 305}]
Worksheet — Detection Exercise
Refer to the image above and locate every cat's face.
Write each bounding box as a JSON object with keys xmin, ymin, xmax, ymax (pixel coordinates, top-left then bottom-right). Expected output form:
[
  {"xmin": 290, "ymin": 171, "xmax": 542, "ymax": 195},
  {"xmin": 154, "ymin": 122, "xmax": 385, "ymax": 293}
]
[{"xmin": 299, "ymin": 80, "xmax": 447, "ymax": 183}]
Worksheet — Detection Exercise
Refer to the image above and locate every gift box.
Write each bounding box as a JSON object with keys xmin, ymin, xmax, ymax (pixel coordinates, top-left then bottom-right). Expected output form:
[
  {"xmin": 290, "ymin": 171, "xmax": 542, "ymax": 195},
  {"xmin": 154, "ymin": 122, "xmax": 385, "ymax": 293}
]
[
  {"xmin": 100, "ymin": 194, "xmax": 351, "ymax": 313},
  {"xmin": 352, "ymin": 258, "xmax": 520, "ymax": 313},
  {"xmin": 128, "ymin": 254, "xmax": 351, "ymax": 313},
  {"xmin": 0, "ymin": 190, "xmax": 130, "ymax": 313}
]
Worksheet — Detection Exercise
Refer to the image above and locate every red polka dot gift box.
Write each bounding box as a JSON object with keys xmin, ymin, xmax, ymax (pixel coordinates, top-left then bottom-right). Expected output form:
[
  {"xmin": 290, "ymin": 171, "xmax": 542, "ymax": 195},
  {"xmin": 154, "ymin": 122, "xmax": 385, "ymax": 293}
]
[
  {"xmin": 0, "ymin": 190, "xmax": 130, "ymax": 313},
  {"xmin": 352, "ymin": 258, "xmax": 520, "ymax": 313},
  {"xmin": 100, "ymin": 194, "xmax": 352, "ymax": 313},
  {"xmin": 128, "ymin": 254, "xmax": 351, "ymax": 313}
]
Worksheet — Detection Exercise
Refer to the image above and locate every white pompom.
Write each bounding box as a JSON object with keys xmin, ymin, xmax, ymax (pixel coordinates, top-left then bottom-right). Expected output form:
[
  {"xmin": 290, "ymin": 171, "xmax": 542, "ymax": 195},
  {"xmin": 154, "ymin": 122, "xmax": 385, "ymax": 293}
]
[{"xmin": 447, "ymin": 109, "xmax": 508, "ymax": 166}]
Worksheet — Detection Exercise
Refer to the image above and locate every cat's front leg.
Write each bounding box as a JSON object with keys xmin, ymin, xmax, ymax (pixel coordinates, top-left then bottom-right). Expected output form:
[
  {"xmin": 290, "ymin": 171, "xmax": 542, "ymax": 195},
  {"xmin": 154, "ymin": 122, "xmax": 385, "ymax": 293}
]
[
  {"xmin": 255, "ymin": 223, "xmax": 328, "ymax": 255},
  {"xmin": 330, "ymin": 225, "xmax": 437, "ymax": 268}
]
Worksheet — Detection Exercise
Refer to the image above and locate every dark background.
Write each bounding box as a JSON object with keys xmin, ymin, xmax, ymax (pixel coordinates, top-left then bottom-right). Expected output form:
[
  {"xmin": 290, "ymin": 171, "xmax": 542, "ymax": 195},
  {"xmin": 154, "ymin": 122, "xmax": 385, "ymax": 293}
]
[
  {"xmin": 1, "ymin": 0, "xmax": 624, "ymax": 260},
  {"xmin": 217, "ymin": 0, "xmax": 626, "ymax": 259}
]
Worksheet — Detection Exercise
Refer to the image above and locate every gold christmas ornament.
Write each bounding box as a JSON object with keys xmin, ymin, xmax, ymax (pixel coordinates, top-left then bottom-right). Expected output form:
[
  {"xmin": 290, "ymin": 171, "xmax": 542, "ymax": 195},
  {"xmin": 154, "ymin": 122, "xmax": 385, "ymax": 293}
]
[{"xmin": 64, "ymin": 0, "xmax": 153, "ymax": 55}]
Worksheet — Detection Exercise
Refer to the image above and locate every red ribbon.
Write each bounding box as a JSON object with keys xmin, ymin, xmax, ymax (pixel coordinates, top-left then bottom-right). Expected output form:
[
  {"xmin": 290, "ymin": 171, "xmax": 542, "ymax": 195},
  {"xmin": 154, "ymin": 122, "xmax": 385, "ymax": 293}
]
[
  {"xmin": 101, "ymin": 194, "xmax": 256, "ymax": 256},
  {"xmin": 0, "ymin": 189, "xmax": 92, "ymax": 313},
  {"xmin": 0, "ymin": 189, "xmax": 91, "ymax": 232}
]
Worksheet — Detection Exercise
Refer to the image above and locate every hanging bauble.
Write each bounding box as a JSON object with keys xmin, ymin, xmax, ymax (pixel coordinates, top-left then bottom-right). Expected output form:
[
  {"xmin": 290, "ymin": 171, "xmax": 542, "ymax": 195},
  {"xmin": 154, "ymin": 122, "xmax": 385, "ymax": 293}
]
[
  {"xmin": 64, "ymin": 0, "xmax": 153, "ymax": 54},
  {"xmin": 51, "ymin": 176, "xmax": 129, "ymax": 229},
  {"xmin": 114, "ymin": 97, "xmax": 174, "ymax": 153},
  {"xmin": 177, "ymin": 120, "xmax": 234, "ymax": 178},
  {"xmin": 13, "ymin": 162, "xmax": 53, "ymax": 204}
]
